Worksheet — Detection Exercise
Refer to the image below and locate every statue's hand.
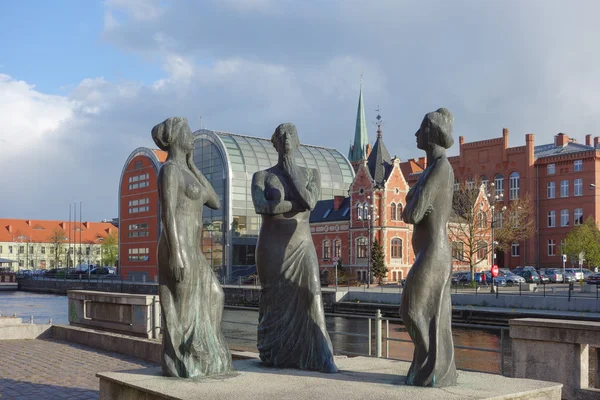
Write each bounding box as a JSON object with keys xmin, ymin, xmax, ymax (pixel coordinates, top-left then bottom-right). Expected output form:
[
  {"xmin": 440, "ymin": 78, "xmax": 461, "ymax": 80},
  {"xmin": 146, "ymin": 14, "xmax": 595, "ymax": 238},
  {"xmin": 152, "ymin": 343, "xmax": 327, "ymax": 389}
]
[{"xmin": 170, "ymin": 255, "xmax": 185, "ymax": 282}]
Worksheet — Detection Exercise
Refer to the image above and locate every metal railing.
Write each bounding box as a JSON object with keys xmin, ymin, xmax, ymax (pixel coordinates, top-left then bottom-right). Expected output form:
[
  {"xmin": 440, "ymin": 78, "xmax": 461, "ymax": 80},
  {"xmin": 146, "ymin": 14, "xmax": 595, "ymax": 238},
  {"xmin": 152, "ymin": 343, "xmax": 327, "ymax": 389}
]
[
  {"xmin": 451, "ymin": 281, "xmax": 600, "ymax": 300},
  {"xmin": 221, "ymin": 305, "xmax": 510, "ymax": 376}
]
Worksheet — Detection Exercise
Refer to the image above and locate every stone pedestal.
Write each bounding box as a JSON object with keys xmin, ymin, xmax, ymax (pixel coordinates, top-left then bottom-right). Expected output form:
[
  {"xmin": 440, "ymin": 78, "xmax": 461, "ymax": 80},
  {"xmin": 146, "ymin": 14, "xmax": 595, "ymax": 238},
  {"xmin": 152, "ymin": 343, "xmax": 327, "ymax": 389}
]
[
  {"xmin": 97, "ymin": 356, "xmax": 561, "ymax": 400},
  {"xmin": 510, "ymin": 318, "xmax": 600, "ymax": 400}
]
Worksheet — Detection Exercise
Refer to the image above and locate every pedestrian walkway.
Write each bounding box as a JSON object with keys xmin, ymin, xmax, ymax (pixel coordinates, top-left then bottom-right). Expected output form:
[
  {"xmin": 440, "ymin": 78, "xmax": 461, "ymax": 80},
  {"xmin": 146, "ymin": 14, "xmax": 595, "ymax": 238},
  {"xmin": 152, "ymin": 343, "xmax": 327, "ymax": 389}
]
[{"xmin": 0, "ymin": 339, "xmax": 156, "ymax": 399}]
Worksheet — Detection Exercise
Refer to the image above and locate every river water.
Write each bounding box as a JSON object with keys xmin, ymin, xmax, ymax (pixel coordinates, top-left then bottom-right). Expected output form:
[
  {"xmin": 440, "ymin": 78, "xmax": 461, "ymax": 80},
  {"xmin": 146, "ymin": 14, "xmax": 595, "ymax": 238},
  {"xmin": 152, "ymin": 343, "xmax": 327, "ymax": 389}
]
[{"xmin": 0, "ymin": 291, "xmax": 510, "ymax": 375}]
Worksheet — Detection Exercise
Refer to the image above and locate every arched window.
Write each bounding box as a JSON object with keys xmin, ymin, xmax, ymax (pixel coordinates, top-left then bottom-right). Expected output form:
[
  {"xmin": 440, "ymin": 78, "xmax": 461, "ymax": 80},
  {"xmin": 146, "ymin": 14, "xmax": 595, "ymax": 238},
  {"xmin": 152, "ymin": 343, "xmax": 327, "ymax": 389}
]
[
  {"xmin": 356, "ymin": 237, "xmax": 368, "ymax": 258},
  {"xmin": 509, "ymin": 172, "xmax": 520, "ymax": 200},
  {"xmin": 334, "ymin": 239, "xmax": 342, "ymax": 258},
  {"xmin": 466, "ymin": 176, "xmax": 475, "ymax": 190},
  {"xmin": 477, "ymin": 241, "xmax": 488, "ymax": 261},
  {"xmin": 357, "ymin": 203, "xmax": 363, "ymax": 220},
  {"xmin": 454, "ymin": 179, "xmax": 459, "ymax": 191},
  {"xmin": 397, "ymin": 203, "xmax": 403, "ymax": 220},
  {"xmin": 390, "ymin": 202, "xmax": 397, "ymax": 221},
  {"xmin": 322, "ymin": 240, "xmax": 331, "ymax": 259},
  {"xmin": 363, "ymin": 202, "xmax": 370, "ymax": 220},
  {"xmin": 391, "ymin": 238, "xmax": 403, "ymax": 259},
  {"xmin": 480, "ymin": 175, "xmax": 489, "ymax": 192},
  {"xmin": 494, "ymin": 174, "xmax": 504, "ymax": 198},
  {"xmin": 478, "ymin": 212, "xmax": 487, "ymax": 229}
]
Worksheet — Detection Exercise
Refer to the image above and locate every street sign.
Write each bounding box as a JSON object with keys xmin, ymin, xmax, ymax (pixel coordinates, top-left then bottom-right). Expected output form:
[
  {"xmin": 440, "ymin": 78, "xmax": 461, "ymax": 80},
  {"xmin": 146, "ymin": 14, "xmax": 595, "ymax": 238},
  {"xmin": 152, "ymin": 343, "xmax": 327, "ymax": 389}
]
[
  {"xmin": 491, "ymin": 264, "xmax": 499, "ymax": 278},
  {"xmin": 562, "ymin": 254, "xmax": 567, "ymax": 263}
]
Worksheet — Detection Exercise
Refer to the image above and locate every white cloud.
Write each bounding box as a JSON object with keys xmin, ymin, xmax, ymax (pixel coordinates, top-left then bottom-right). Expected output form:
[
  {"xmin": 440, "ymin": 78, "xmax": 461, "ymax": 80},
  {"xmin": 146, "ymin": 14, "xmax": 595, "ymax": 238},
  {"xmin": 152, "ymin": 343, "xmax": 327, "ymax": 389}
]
[{"xmin": 104, "ymin": 0, "xmax": 164, "ymax": 21}]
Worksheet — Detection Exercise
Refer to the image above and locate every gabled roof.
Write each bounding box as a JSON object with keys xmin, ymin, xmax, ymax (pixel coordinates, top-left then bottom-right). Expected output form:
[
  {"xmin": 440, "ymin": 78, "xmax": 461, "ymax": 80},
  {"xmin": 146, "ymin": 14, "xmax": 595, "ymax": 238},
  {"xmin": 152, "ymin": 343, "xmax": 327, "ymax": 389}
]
[
  {"xmin": 366, "ymin": 134, "xmax": 393, "ymax": 186},
  {"xmin": 309, "ymin": 198, "xmax": 351, "ymax": 223},
  {"xmin": 534, "ymin": 142, "xmax": 595, "ymax": 159},
  {"xmin": 0, "ymin": 219, "xmax": 117, "ymax": 244}
]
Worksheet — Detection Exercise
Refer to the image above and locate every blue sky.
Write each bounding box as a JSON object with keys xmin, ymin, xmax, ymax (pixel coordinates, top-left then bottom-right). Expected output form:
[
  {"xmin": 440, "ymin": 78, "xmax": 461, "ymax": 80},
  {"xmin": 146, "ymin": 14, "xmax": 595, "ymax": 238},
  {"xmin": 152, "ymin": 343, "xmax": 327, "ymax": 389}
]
[{"xmin": 2, "ymin": 0, "xmax": 600, "ymax": 221}]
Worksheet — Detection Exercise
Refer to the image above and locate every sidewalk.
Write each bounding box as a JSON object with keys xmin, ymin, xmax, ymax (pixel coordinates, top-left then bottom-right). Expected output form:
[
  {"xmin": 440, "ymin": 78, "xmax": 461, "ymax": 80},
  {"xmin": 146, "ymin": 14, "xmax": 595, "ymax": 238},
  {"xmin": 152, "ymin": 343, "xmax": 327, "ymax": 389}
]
[{"xmin": 0, "ymin": 339, "xmax": 155, "ymax": 399}]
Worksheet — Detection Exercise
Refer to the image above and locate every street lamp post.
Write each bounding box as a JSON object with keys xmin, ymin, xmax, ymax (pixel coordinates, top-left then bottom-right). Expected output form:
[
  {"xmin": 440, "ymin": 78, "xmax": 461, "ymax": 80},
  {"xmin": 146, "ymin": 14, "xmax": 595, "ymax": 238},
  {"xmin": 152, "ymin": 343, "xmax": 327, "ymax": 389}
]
[{"xmin": 488, "ymin": 182, "xmax": 506, "ymax": 294}]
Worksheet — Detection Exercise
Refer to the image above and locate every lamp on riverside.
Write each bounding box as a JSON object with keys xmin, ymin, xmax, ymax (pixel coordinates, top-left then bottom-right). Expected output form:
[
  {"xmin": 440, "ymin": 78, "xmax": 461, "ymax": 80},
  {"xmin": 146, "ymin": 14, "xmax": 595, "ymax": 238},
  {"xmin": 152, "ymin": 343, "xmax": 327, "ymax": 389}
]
[{"xmin": 488, "ymin": 182, "xmax": 506, "ymax": 294}]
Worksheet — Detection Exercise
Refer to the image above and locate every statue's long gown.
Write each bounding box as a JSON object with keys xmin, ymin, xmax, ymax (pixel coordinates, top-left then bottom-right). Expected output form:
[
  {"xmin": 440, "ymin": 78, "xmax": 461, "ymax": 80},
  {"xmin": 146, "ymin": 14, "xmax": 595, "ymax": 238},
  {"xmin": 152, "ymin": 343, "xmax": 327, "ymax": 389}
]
[
  {"xmin": 255, "ymin": 208, "xmax": 337, "ymax": 372},
  {"xmin": 401, "ymin": 156, "xmax": 457, "ymax": 387},
  {"xmin": 158, "ymin": 168, "xmax": 232, "ymax": 378}
]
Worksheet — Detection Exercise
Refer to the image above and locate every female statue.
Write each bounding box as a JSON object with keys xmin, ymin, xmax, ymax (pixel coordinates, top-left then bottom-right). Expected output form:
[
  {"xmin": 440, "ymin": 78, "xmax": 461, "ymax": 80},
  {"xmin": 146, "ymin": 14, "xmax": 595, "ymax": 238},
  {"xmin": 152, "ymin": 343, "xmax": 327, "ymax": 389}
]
[
  {"xmin": 251, "ymin": 123, "xmax": 338, "ymax": 373},
  {"xmin": 401, "ymin": 108, "xmax": 457, "ymax": 387},
  {"xmin": 152, "ymin": 117, "xmax": 233, "ymax": 378}
]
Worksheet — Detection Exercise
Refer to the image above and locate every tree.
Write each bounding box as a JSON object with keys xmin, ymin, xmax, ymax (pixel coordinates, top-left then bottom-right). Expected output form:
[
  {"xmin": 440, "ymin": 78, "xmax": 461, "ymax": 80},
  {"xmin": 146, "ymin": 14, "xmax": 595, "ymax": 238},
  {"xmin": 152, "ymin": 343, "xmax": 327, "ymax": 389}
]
[
  {"xmin": 448, "ymin": 181, "xmax": 491, "ymax": 282},
  {"xmin": 47, "ymin": 228, "xmax": 67, "ymax": 268},
  {"xmin": 562, "ymin": 217, "xmax": 600, "ymax": 268},
  {"xmin": 371, "ymin": 239, "xmax": 387, "ymax": 284},
  {"xmin": 101, "ymin": 231, "xmax": 119, "ymax": 267},
  {"xmin": 493, "ymin": 192, "xmax": 537, "ymax": 252}
]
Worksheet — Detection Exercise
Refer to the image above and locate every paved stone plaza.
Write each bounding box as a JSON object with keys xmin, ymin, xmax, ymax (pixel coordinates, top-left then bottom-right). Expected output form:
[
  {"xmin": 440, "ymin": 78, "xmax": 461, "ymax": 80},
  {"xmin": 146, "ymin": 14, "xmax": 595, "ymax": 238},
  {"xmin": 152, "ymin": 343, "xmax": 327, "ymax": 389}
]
[{"xmin": 0, "ymin": 339, "xmax": 156, "ymax": 399}]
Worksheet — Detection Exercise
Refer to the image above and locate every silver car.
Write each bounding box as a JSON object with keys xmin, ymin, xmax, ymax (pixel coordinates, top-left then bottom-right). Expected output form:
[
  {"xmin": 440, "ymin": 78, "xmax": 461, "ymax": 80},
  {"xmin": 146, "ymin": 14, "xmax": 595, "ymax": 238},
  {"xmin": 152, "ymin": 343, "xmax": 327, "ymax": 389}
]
[
  {"xmin": 539, "ymin": 268, "xmax": 563, "ymax": 283},
  {"xmin": 500, "ymin": 271, "xmax": 526, "ymax": 285}
]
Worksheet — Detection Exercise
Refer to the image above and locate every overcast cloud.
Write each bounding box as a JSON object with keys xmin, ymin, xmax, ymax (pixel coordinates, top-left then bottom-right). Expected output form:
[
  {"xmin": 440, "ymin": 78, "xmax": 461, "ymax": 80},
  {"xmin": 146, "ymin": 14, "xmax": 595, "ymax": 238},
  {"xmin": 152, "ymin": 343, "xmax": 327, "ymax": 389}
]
[{"xmin": 2, "ymin": 0, "xmax": 600, "ymax": 221}]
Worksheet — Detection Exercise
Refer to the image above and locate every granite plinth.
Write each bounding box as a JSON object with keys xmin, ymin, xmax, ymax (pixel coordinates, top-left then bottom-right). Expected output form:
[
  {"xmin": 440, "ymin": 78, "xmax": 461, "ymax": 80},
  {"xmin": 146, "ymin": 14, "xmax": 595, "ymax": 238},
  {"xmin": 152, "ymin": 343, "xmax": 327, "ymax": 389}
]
[{"xmin": 97, "ymin": 356, "xmax": 562, "ymax": 400}]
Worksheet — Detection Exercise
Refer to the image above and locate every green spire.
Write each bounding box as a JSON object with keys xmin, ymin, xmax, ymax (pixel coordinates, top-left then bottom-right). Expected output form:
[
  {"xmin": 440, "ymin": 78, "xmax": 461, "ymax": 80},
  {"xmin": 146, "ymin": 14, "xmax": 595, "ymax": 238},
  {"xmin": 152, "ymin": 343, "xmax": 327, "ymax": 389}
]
[{"xmin": 348, "ymin": 81, "xmax": 369, "ymax": 162}]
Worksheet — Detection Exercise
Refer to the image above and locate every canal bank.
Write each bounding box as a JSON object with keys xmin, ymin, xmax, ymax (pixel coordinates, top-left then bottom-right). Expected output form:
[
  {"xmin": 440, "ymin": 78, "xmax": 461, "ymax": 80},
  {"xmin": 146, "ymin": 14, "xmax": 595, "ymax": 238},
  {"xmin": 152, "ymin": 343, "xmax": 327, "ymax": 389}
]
[{"xmin": 18, "ymin": 278, "xmax": 600, "ymax": 324}]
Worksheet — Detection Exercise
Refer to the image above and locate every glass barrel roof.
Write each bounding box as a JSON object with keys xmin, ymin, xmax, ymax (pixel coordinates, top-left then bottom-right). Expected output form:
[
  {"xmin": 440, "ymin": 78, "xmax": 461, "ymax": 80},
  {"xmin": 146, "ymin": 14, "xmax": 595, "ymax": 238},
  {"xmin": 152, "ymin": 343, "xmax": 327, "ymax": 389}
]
[{"xmin": 204, "ymin": 130, "xmax": 355, "ymax": 194}]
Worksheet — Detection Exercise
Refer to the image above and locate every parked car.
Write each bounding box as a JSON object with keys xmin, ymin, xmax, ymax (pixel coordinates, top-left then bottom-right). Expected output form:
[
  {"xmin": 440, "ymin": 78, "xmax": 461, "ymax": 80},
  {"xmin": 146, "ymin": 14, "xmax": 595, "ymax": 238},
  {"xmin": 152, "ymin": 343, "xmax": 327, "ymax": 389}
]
[
  {"xmin": 451, "ymin": 271, "xmax": 468, "ymax": 285},
  {"xmin": 515, "ymin": 269, "xmax": 541, "ymax": 283},
  {"xmin": 538, "ymin": 269, "xmax": 563, "ymax": 283},
  {"xmin": 564, "ymin": 268, "xmax": 585, "ymax": 281},
  {"xmin": 586, "ymin": 273, "xmax": 600, "ymax": 285},
  {"xmin": 484, "ymin": 272, "xmax": 507, "ymax": 287},
  {"xmin": 563, "ymin": 272, "xmax": 577, "ymax": 283},
  {"xmin": 89, "ymin": 267, "xmax": 115, "ymax": 275},
  {"xmin": 500, "ymin": 271, "xmax": 526, "ymax": 285},
  {"xmin": 535, "ymin": 271, "xmax": 550, "ymax": 284}
]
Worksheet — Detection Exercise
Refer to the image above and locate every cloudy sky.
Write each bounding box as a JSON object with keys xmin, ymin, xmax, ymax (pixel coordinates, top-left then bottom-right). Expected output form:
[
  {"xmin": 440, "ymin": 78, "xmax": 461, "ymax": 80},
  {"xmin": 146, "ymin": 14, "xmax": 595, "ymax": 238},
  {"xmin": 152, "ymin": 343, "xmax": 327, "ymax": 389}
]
[{"xmin": 2, "ymin": 0, "xmax": 600, "ymax": 221}]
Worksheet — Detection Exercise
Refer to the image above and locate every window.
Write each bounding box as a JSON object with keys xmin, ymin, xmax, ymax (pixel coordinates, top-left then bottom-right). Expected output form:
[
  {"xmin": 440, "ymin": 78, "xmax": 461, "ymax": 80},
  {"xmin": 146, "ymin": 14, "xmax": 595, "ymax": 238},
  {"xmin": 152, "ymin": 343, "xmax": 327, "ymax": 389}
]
[
  {"xmin": 128, "ymin": 173, "xmax": 150, "ymax": 190},
  {"xmin": 128, "ymin": 248, "xmax": 149, "ymax": 262},
  {"xmin": 397, "ymin": 203, "xmax": 403, "ymax": 219},
  {"xmin": 135, "ymin": 160, "xmax": 143, "ymax": 169},
  {"xmin": 509, "ymin": 172, "xmax": 520, "ymax": 200},
  {"xmin": 547, "ymin": 182, "xmax": 555, "ymax": 199},
  {"xmin": 334, "ymin": 240, "xmax": 342, "ymax": 259},
  {"xmin": 128, "ymin": 223, "xmax": 149, "ymax": 238},
  {"xmin": 478, "ymin": 212, "xmax": 487, "ymax": 229},
  {"xmin": 466, "ymin": 177, "xmax": 474, "ymax": 190},
  {"xmin": 322, "ymin": 209, "xmax": 331, "ymax": 219},
  {"xmin": 547, "ymin": 164, "xmax": 555, "ymax": 175},
  {"xmin": 561, "ymin": 180, "xmax": 569, "ymax": 197},
  {"xmin": 390, "ymin": 202, "xmax": 397, "ymax": 221},
  {"xmin": 18, "ymin": 260, "xmax": 23, "ymax": 267},
  {"xmin": 575, "ymin": 208, "xmax": 583, "ymax": 225},
  {"xmin": 453, "ymin": 179, "xmax": 459, "ymax": 191},
  {"xmin": 494, "ymin": 210, "xmax": 504, "ymax": 228},
  {"xmin": 481, "ymin": 175, "xmax": 489, "ymax": 192},
  {"xmin": 574, "ymin": 178, "xmax": 582, "ymax": 196},
  {"xmin": 356, "ymin": 237, "xmax": 368, "ymax": 258},
  {"xmin": 41, "ymin": 246, "xmax": 45, "ymax": 254},
  {"xmin": 391, "ymin": 238, "xmax": 402, "ymax": 259},
  {"xmin": 511, "ymin": 242, "xmax": 520, "ymax": 257},
  {"xmin": 477, "ymin": 241, "xmax": 488, "ymax": 261},
  {"xmin": 363, "ymin": 202, "xmax": 369, "ymax": 220},
  {"xmin": 9, "ymin": 246, "xmax": 13, "ymax": 254},
  {"xmin": 574, "ymin": 160, "xmax": 582, "ymax": 172},
  {"xmin": 0, "ymin": 246, "xmax": 2, "ymax": 253},
  {"xmin": 452, "ymin": 242, "xmax": 464, "ymax": 261},
  {"xmin": 548, "ymin": 239, "xmax": 556, "ymax": 256},
  {"xmin": 322, "ymin": 240, "xmax": 331, "ymax": 259},
  {"xmin": 357, "ymin": 204, "xmax": 363, "ymax": 220},
  {"xmin": 19, "ymin": 246, "xmax": 24, "ymax": 254},
  {"xmin": 548, "ymin": 210, "xmax": 556, "ymax": 227},
  {"xmin": 494, "ymin": 174, "xmax": 504, "ymax": 197},
  {"xmin": 560, "ymin": 209, "xmax": 569, "ymax": 226}
]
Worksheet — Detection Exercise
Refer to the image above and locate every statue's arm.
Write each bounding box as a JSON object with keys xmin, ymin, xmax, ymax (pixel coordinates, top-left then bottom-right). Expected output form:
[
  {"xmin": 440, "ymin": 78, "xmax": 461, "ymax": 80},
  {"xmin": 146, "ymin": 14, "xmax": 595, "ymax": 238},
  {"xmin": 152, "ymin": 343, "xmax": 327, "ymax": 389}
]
[
  {"xmin": 289, "ymin": 168, "xmax": 320, "ymax": 211},
  {"xmin": 251, "ymin": 172, "xmax": 292, "ymax": 215},
  {"xmin": 403, "ymin": 163, "xmax": 448, "ymax": 224},
  {"xmin": 158, "ymin": 164, "xmax": 184, "ymax": 268},
  {"xmin": 186, "ymin": 153, "xmax": 220, "ymax": 210}
]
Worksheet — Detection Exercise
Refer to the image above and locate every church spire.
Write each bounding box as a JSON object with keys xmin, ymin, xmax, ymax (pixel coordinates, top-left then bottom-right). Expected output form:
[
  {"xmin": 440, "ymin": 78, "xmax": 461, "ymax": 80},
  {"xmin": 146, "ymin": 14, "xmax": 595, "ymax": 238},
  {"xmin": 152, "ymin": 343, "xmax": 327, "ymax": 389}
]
[{"xmin": 348, "ymin": 76, "xmax": 369, "ymax": 162}]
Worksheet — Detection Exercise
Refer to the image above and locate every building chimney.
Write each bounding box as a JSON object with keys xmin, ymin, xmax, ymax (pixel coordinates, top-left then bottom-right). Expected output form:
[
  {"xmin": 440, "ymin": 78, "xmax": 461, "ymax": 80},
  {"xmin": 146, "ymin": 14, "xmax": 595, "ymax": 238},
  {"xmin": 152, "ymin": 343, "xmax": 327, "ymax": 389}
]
[
  {"xmin": 6, "ymin": 225, "xmax": 12, "ymax": 234},
  {"xmin": 60, "ymin": 222, "xmax": 66, "ymax": 229},
  {"xmin": 418, "ymin": 157, "xmax": 427, "ymax": 169},
  {"xmin": 595, "ymin": 137, "xmax": 600, "ymax": 149},
  {"xmin": 586, "ymin": 134, "xmax": 592, "ymax": 146},
  {"xmin": 83, "ymin": 222, "xmax": 90, "ymax": 229},
  {"xmin": 502, "ymin": 128, "xmax": 509, "ymax": 162},
  {"xmin": 333, "ymin": 196, "xmax": 345, "ymax": 211},
  {"xmin": 526, "ymin": 134, "xmax": 535, "ymax": 168},
  {"xmin": 26, "ymin": 220, "xmax": 32, "ymax": 226},
  {"xmin": 555, "ymin": 133, "xmax": 569, "ymax": 147}
]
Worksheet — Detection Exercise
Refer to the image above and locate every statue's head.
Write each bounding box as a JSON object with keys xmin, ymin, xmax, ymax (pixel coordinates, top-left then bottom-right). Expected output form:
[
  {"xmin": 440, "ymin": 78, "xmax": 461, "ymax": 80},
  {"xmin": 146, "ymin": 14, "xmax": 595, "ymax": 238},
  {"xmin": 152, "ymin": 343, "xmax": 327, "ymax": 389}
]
[
  {"xmin": 271, "ymin": 123, "xmax": 300, "ymax": 156},
  {"xmin": 416, "ymin": 108, "xmax": 454, "ymax": 150},
  {"xmin": 151, "ymin": 117, "xmax": 193, "ymax": 153}
]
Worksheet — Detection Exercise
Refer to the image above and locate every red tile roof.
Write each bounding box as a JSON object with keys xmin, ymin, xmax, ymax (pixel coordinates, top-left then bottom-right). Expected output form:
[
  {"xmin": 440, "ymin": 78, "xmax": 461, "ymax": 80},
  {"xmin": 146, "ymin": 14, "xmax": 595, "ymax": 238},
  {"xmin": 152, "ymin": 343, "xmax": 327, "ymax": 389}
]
[
  {"xmin": 152, "ymin": 150, "xmax": 167, "ymax": 163},
  {"xmin": 0, "ymin": 219, "xmax": 118, "ymax": 244}
]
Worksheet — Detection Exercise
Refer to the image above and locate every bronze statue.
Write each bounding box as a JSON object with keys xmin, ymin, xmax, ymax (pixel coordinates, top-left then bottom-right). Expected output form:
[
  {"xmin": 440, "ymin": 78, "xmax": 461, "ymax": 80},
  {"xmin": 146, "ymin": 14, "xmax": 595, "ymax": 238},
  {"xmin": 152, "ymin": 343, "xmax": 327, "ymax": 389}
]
[
  {"xmin": 401, "ymin": 108, "xmax": 457, "ymax": 387},
  {"xmin": 251, "ymin": 123, "xmax": 338, "ymax": 373},
  {"xmin": 153, "ymin": 117, "xmax": 233, "ymax": 378}
]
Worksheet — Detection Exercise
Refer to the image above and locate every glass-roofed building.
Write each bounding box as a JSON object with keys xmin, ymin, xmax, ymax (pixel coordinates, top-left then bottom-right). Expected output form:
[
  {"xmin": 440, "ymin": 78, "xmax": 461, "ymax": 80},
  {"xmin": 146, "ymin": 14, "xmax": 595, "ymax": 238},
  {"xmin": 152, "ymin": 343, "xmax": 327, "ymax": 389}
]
[{"xmin": 118, "ymin": 129, "xmax": 355, "ymax": 282}]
